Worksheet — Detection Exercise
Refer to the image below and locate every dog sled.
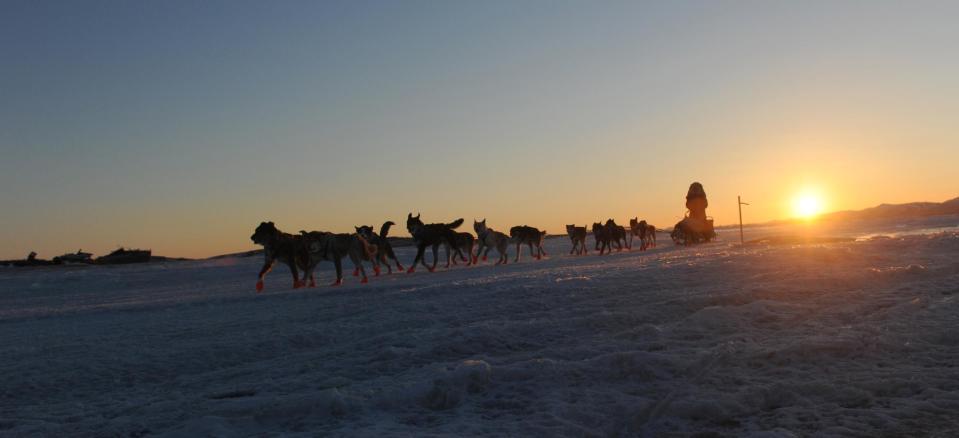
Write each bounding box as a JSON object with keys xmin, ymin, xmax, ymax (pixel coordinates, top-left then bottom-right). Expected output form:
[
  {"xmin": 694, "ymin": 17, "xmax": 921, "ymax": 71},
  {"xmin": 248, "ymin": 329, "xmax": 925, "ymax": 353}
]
[
  {"xmin": 671, "ymin": 182, "xmax": 716, "ymax": 245},
  {"xmin": 670, "ymin": 214, "xmax": 716, "ymax": 245}
]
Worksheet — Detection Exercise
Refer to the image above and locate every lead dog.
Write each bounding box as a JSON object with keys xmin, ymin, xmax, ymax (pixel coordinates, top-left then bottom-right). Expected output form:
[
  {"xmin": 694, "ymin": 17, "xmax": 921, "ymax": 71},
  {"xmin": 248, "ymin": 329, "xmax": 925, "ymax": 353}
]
[
  {"xmin": 510, "ymin": 225, "xmax": 548, "ymax": 262},
  {"xmin": 405, "ymin": 213, "xmax": 463, "ymax": 273},
  {"xmin": 250, "ymin": 221, "xmax": 312, "ymax": 292},
  {"xmin": 566, "ymin": 224, "xmax": 588, "ymax": 255},
  {"xmin": 473, "ymin": 219, "xmax": 509, "ymax": 265},
  {"xmin": 356, "ymin": 221, "xmax": 404, "ymax": 273}
]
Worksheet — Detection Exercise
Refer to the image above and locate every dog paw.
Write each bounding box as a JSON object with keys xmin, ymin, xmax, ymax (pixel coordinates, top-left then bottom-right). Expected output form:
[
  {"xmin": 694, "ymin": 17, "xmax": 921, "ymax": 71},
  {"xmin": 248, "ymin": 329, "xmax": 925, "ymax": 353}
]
[
  {"xmin": 330, "ymin": 279, "xmax": 343, "ymax": 287},
  {"xmin": 360, "ymin": 277, "xmax": 368, "ymax": 284},
  {"xmin": 352, "ymin": 269, "xmax": 359, "ymax": 277},
  {"xmin": 406, "ymin": 267, "xmax": 416, "ymax": 274},
  {"xmin": 255, "ymin": 281, "xmax": 264, "ymax": 293}
]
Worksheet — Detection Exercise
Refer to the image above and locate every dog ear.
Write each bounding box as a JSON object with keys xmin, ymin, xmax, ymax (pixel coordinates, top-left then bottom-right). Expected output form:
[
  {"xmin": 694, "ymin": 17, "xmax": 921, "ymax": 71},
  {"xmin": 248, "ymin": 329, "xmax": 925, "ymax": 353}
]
[
  {"xmin": 407, "ymin": 213, "xmax": 413, "ymax": 220},
  {"xmin": 415, "ymin": 213, "xmax": 420, "ymax": 219}
]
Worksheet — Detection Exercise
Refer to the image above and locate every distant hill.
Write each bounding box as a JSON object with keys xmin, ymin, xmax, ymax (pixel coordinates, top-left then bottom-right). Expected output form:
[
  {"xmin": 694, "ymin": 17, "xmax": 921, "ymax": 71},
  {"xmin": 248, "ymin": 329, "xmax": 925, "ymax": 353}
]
[
  {"xmin": 715, "ymin": 196, "xmax": 959, "ymax": 230},
  {"xmin": 819, "ymin": 196, "xmax": 959, "ymax": 222}
]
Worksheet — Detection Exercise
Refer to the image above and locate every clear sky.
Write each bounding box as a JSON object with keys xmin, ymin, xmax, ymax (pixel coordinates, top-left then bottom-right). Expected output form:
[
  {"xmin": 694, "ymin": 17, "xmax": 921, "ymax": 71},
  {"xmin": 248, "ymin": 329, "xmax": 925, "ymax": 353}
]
[{"xmin": 2, "ymin": 1, "xmax": 957, "ymax": 259}]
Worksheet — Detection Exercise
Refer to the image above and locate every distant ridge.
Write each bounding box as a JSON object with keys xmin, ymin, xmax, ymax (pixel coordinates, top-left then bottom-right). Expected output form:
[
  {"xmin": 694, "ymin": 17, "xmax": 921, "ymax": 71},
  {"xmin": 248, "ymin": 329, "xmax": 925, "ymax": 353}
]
[
  {"xmin": 717, "ymin": 196, "xmax": 959, "ymax": 229},
  {"xmin": 819, "ymin": 196, "xmax": 959, "ymax": 222}
]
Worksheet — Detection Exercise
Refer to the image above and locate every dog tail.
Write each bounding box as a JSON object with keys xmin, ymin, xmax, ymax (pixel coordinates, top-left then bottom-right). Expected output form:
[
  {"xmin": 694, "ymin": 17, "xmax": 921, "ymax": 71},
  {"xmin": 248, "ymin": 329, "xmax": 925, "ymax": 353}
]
[
  {"xmin": 445, "ymin": 218, "xmax": 464, "ymax": 229},
  {"xmin": 380, "ymin": 221, "xmax": 395, "ymax": 238}
]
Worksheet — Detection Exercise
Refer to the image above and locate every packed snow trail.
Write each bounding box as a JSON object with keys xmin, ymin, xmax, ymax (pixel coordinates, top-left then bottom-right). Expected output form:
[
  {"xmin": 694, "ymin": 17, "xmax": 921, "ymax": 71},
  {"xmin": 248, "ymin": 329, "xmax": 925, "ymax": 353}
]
[{"xmin": 1, "ymin": 222, "xmax": 958, "ymax": 436}]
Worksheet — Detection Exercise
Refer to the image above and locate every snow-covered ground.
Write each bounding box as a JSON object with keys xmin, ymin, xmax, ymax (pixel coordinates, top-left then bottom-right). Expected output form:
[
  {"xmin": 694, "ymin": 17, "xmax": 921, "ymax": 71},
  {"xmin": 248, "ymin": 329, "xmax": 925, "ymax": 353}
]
[{"xmin": 2, "ymin": 217, "xmax": 958, "ymax": 437}]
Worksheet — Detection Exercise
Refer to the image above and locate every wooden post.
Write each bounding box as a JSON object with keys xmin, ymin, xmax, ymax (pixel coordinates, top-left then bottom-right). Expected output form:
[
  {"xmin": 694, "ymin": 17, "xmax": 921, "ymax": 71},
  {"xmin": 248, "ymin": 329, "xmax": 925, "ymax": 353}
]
[{"xmin": 738, "ymin": 196, "xmax": 749, "ymax": 245}]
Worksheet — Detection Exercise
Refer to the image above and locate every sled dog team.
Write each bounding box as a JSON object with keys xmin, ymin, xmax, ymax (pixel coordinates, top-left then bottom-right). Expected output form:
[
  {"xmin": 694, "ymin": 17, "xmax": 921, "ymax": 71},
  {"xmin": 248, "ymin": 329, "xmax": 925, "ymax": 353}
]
[{"xmin": 251, "ymin": 213, "xmax": 656, "ymax": 292}]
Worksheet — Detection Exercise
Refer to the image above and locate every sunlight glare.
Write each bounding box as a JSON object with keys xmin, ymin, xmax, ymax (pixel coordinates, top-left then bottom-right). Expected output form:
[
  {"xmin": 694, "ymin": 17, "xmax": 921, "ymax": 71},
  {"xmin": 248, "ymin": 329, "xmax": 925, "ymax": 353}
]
[{"xmin": 793, "ymin": 193, "xmax": 824, "ymax": 219}]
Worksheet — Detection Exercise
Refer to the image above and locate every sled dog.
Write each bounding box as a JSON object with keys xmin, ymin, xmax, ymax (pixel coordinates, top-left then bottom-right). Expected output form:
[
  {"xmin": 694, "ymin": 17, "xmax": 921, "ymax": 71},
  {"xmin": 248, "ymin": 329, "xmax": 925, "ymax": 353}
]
[
  {"xmin": 566, "ymin": 224, "xmax": 588, "ymax": 255},
  {"xmin": 510, "ymin": 225, "xmax": 548, "ymax": 262},
  {"xmin": 405, "ymin": 213, "xmax": 463, "ymax": 273},
  {"xmin": 298, "ymin": 231, "xmax": 379, "ymax": 286},
  {"xmin": 473, "ymin": 219, "xmax": 510, "ymax": 265},
  {"xmin": 629, "ymin": 218, "xmax": 657, "ymax": 250},
  {"xmin": 447, "ymin": 232, "xmax": 476, "ymax": 266},
  {"xmin": 250, "ymin": 221, "xmax": 311, "ymax": 292},
  {"xmin": 592, "ymin": 222, "xmax": 612, "ymax": 255},
  {"xmin": 606, "ymin": 219, "xmax": 629, "ymax": 251},
  {"xmin": 355, "ymin": 221, "xmax": 404, "ymax": 273}
]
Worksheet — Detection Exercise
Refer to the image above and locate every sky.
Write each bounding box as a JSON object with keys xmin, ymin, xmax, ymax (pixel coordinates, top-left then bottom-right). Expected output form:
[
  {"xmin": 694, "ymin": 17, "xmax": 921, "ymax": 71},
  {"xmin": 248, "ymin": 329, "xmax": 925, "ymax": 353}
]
[{"xmin": 2, "ymin": 0, "xmax": 958, "ymax": 259}]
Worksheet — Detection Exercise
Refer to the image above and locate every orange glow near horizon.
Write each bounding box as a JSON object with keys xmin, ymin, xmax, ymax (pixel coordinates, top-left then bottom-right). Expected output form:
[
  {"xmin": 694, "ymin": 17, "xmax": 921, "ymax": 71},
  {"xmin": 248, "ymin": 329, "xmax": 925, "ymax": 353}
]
[{"xmin": 792, "ymin": 191, "xmax": 825, "ymax": 219}]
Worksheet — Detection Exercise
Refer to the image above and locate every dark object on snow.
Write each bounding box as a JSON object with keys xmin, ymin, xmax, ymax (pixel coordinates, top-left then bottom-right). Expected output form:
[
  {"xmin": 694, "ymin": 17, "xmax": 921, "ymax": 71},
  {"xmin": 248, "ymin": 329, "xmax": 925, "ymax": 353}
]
[
  {"xmin": 1, "ymin": 251, "xmax": 58, "ymax": 267},
  {"xmin": 97, "ymin": 247, "xmax": 152, "ymax": 265},
  {"xmin": 671, "ymin": 182, "xmax": 717, "ymax": 245},
  {"xmin": 53, "ymin": 249, "xmax": 94, "ymax": 264}
]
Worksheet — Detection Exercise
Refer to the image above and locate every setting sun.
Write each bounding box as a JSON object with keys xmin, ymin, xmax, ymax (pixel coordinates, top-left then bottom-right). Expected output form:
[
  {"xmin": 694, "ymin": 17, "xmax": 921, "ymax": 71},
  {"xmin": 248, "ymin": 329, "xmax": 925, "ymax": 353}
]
[{"xmin": 793, "ymin": 193, "xmax": 824, "ymax": 219}]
